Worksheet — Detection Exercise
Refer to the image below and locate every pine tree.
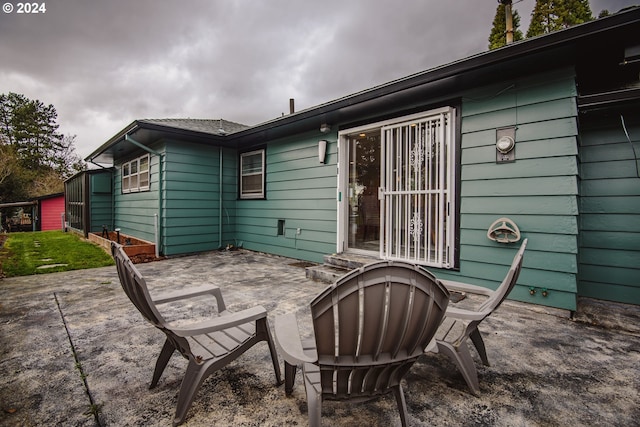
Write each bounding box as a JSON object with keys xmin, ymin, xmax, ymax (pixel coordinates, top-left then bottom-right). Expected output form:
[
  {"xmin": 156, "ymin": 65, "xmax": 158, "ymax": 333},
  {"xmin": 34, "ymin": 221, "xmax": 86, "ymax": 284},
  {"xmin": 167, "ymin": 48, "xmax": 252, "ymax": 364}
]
[
  {"xmin": 0, "ymin": 92, "xmax": 85, "ymax": 202},
  {"xmin": 489, "ymin": 2, "xmax": 524, "ymax": 50},
  {"xmin": 0, "ymin": 92, "xmax": 69, "ymax": 172},
  {"xmin": 555, "ymin": 0, "xmax": 593, "ymax": 27},
  {"xmin": 526, "ymin": 0, "xmax": 593, "ymax": 37},
  {"xmin": 526, "ymin": 0, "xmax": 553, "ymax": 37}
]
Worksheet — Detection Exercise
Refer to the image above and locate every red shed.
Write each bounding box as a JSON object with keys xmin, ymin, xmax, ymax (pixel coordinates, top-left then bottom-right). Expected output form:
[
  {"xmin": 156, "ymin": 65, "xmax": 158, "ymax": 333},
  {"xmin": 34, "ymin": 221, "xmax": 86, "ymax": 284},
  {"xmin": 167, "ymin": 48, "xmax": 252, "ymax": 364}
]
[{"xmin": 37, "ymin": 193, "xmax": 65, "ymax": 231}]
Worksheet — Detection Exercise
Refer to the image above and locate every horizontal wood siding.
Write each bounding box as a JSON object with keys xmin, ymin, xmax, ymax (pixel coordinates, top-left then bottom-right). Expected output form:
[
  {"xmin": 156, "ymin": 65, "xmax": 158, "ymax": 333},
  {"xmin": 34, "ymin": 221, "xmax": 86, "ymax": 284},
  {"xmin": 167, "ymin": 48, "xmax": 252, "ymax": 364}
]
[
  {"xmin": 114, "ymin": 145, "xmax": 161, "ymax": 244},
  {"xmin": 89, "ymin": 194, "xmax": 113, "ymax": 233},
  {"xmin": 220, "ymin": 147, "xmax": 237, "ymax": 248},
  {"xmin": 578, "ymin": 110, "xmax": 640, "ymax": 304},
  {"xmin": 89, "ymin": 172, "xmax": 113, "ymax": 233},
  {"xmin": 235, "ymin": 131, "xmax": 337, "ymax": 262},
  {"xmin": 113, "ymin": 141, "xmax": 231, "ymax": 256},
  {"xmin": 162, "ymin": 140, "xmax": 222, "ymax": 256},
  {"xmin": 436, "ymin": 68, "xmax": 580, "ymax": 310}
]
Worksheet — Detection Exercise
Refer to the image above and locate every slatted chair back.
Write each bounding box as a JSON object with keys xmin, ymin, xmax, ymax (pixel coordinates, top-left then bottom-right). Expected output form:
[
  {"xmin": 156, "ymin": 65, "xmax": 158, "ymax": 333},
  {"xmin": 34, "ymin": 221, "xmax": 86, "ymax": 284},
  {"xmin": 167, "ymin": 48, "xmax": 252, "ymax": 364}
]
[
  {"xmin": 429, "ymin": 239, "xmax": 528, "ymax": 396},
  {"xmin": 111, "ymin": 242, "xmax": 191, "ymax": 358},
  {"xmin": 310, "ymin": 260, "xmax": 450, "ymax": 400},
  {"xmin": 112, "ymin": 243, "xmax": 164, "ymax": 325},
  {"xmin": 110, "ymin": 241, "xmax": 282, "ymax": 425},
  {"xmin": 477, "ymin": 239, "xmax": 527, "ymax": 315}
]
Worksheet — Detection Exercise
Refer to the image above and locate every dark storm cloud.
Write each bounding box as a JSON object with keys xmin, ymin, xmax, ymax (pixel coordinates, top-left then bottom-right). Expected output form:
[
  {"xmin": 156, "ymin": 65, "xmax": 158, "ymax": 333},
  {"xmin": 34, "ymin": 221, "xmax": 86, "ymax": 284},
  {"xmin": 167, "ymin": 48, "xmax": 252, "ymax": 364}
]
[{"xmin": 0, "ymin": 0, "xmax": 634, "ymax": 158}]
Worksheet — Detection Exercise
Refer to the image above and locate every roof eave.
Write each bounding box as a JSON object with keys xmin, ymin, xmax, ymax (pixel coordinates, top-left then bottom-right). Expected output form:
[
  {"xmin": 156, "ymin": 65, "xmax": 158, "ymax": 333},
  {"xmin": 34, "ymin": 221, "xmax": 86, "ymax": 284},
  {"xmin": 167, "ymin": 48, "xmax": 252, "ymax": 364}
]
[
  {"xmin": 85, "ymin": 120, "xmax": 231, "ymax": 164},
  {"xmin": 85, "ymin": 121, "xmax": 139, "ymax": 163}
]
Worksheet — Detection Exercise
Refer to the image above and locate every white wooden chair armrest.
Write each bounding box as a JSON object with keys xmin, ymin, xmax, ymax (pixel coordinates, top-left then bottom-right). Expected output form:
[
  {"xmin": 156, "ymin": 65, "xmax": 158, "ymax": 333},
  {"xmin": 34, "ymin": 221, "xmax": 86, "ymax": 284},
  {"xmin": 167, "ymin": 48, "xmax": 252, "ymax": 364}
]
[
  {"xmin": 152, "ymin": 284, "xmax": 226, "ymax": 311},
  {"xmin": 169, "ymin": 305, "xmax": 266, "ymax": 337},
  {"xmin": 274, "ymin": 313, "xmax": 318, "ymax": 365},
  {"xmin": 440, "ymin": 279, "xmax": 495, "ymax": 297}
]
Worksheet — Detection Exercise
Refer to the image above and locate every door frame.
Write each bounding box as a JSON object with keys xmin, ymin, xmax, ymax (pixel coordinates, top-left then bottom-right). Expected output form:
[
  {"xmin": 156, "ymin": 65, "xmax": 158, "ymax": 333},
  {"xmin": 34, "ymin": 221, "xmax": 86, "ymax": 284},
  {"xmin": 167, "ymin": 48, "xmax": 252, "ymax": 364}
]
[
  {"xmin": 337, "ymin": 109, "xmax": 457, "ymax": 259},
  {"xmin": 337, "ymin": 122, "xmax": 383, "ymax": 256}
]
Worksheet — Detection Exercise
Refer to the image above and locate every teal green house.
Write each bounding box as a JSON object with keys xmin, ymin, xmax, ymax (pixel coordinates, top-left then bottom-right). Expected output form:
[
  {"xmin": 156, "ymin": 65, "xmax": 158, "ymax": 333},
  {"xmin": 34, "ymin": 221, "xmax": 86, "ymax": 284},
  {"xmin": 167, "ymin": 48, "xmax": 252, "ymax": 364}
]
[{"xmin": 83, "ymin": 9, "xmax": 640, "ymax": 312}]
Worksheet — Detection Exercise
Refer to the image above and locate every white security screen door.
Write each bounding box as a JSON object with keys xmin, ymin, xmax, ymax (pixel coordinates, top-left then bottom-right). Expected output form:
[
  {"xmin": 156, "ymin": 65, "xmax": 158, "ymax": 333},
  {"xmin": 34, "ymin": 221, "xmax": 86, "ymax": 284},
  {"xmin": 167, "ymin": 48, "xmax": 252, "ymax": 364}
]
[{"xmin": 380, "ymin": 107, "xmax": 456, "ymax": 268}]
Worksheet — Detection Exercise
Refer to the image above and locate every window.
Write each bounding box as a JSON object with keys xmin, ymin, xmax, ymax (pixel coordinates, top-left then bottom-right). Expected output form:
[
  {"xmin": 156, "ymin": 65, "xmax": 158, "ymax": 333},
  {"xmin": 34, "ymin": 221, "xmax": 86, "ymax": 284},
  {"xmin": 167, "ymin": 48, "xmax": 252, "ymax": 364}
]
[
  {"xmin": 122, "ymin": 163, "xmax": 130, "ymax": 192},
  {"xmin": 122, "ymin": 154, "xmax": 150, "ymax": 193},
  {"xmin": 139, "ymin": 156, "xmax": 149, "ymax": 188},
  {"xmin": 240, "ymin": 149, "xmax": 265, "ymax": 199}
]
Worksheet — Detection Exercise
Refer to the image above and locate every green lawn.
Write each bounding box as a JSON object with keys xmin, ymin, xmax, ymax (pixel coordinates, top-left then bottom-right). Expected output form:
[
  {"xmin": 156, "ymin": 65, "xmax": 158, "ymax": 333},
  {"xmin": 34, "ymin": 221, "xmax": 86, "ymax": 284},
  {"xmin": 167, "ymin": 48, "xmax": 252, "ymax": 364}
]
[{"xmin": 0, "ymin": 231, "xmax": 114, "ymax": 277}]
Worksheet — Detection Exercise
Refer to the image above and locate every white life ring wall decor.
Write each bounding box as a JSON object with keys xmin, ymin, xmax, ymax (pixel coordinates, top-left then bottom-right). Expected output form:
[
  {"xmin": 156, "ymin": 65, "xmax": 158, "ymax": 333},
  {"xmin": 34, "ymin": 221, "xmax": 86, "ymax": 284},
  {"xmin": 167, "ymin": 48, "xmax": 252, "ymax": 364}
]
[{"xmin": 487, "ymin": 217, "xmax": 521, "ymax": 243}]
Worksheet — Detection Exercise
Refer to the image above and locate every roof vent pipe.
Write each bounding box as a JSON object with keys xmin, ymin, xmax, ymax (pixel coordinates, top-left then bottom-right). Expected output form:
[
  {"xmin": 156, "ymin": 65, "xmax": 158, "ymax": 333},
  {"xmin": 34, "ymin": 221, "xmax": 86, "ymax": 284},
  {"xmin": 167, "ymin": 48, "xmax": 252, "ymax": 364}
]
[
  {"xmin": 218, "ymin": 118, "xmax": 227, "ymax": 135},
  {"xmin": 289, "ymin": 98, "xmax": 295, "ymax": 114}
]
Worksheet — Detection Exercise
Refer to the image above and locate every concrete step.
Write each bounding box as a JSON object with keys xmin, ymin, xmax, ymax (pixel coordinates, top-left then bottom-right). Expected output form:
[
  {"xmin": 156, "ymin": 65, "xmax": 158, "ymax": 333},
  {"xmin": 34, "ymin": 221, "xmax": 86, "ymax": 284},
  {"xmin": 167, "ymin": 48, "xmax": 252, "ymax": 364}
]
[
  {"xmin": 305, "ymin": 264, "xmax": 350, "ymax": 283},
  {"xmin": 323, "ymin": 253, "xmax": 380, "ymax": 269},
  {"xmin": 305, "ymin": 252, "xmax": 381, "ymax": 284}
]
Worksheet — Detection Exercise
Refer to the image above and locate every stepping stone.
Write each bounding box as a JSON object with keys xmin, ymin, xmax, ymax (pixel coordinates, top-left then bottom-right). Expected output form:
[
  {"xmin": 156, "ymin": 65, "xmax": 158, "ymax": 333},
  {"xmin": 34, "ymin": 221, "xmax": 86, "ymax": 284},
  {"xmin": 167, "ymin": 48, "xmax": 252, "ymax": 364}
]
[{"xmin": 37, "ymin": 264, "xmax": 68, "ymax": 269}]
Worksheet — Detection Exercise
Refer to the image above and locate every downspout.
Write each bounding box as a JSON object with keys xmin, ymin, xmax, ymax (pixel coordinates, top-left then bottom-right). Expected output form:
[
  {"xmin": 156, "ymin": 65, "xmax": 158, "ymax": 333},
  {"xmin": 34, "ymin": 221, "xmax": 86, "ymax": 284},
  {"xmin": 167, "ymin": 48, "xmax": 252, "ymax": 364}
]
[
  {"xmin": 219, "ymin": 147, "xmax": 223, "ymax": 249},
  {"xmin": 124, "ymin": 134, "xmax": 164, "ymax": 255}
]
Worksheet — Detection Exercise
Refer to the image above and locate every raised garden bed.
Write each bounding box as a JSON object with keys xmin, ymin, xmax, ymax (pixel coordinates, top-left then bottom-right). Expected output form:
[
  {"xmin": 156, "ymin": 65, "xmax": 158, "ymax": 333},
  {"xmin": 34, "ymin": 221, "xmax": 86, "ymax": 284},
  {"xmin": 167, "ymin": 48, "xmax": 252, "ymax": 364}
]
[{"xmin": 89, "ymin": 231, "xmax": 156, "ymax": 257}]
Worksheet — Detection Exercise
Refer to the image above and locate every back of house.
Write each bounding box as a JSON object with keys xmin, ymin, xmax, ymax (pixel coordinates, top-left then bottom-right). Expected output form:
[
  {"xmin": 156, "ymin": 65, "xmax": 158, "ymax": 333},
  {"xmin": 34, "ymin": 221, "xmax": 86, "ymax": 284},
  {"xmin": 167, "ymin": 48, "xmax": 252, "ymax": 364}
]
[{"xmin": 77, "ymin": 8, "xmax": 640, "ymax": 313}]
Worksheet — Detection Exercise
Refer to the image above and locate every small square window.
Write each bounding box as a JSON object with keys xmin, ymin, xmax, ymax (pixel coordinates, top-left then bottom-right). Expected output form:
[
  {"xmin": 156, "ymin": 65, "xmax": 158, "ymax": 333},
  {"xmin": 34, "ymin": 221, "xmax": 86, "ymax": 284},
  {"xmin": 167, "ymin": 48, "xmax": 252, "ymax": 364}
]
[{"xmin": 121, "ymin": 154, "xmax": 150, "ymax": 194}]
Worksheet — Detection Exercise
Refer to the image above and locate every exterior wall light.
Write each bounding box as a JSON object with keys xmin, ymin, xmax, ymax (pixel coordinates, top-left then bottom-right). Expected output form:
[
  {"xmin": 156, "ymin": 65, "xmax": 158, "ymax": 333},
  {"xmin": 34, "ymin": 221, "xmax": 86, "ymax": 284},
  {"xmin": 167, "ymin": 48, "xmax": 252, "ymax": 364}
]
[{"xmin": 318, "ymin": 140, "xmax": 328, "ymax": 163}]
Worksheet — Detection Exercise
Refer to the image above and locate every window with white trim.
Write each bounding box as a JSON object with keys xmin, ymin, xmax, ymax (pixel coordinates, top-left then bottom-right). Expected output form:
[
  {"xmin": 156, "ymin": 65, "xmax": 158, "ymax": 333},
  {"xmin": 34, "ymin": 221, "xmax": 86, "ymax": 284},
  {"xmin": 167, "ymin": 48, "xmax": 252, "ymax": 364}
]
[
  {"xmin": 240, "ymin": 149, "xmax": 265, "ymax": 199},
  {"xmin": 122, "ymin": 154, "xmax": 150, "ymax": 193}
]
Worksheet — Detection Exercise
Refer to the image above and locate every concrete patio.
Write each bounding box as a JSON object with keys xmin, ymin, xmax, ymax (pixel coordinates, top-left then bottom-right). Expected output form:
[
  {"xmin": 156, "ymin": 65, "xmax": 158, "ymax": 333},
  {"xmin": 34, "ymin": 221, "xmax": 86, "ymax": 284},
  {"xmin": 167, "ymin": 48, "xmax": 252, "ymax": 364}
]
[{"xmin": 1, "ymin": 248, "xmax": 638, "ymax": 426}]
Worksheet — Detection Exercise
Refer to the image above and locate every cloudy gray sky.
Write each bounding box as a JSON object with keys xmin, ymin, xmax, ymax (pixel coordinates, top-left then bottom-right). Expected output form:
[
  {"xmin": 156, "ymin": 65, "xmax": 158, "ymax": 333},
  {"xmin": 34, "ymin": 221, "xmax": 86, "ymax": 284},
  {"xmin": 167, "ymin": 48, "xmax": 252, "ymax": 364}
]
[{"xmin": 0, "ymin": 0, "xmax": 631, "ymax": 159}]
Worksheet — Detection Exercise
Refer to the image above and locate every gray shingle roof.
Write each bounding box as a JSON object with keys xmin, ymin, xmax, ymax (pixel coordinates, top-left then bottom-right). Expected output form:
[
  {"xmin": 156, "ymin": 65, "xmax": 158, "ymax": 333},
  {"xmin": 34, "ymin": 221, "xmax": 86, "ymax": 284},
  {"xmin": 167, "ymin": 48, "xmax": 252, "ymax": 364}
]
[{"xmin": 138, "ymin": 118, "xmax": 250, "ymax": 136}]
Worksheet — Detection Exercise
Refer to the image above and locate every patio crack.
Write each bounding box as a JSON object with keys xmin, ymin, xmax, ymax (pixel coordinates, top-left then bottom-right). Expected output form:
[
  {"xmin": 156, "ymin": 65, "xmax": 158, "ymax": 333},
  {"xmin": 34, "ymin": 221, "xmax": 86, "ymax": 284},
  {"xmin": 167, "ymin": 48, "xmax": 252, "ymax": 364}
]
[{"xmin": 54, "ymin": 292, "xmax": 103, "ymax": 426}]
